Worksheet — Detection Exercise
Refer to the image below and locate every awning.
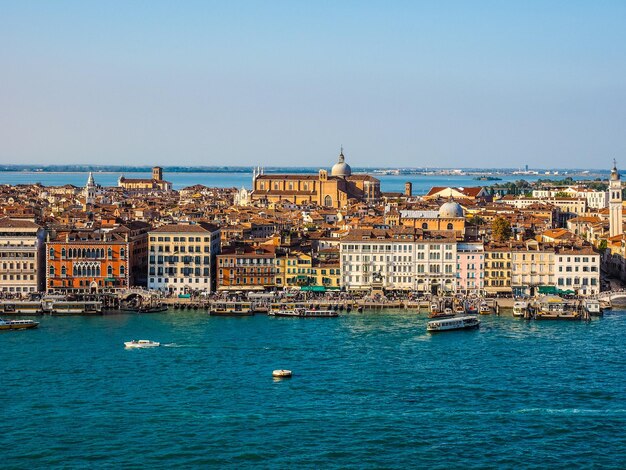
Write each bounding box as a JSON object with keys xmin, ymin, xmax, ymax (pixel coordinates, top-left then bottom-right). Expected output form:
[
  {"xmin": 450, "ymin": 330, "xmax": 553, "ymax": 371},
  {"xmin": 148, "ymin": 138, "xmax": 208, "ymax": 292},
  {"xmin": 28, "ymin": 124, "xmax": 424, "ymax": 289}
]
[
  {"xmin": 538, "ymin": 286, "xmax": 558, "ymax": 294},
  {"xmin": 301, "ymin": 286, "xmax": 326, "ymax": 292}
]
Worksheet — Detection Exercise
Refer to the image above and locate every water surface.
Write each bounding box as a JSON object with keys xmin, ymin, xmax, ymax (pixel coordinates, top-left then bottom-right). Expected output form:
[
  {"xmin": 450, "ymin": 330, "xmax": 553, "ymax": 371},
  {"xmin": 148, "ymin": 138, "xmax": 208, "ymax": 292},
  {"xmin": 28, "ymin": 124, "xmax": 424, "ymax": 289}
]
[{"xmin": 1, "ymin": 310, "xmax": 625, "ymax": 468}]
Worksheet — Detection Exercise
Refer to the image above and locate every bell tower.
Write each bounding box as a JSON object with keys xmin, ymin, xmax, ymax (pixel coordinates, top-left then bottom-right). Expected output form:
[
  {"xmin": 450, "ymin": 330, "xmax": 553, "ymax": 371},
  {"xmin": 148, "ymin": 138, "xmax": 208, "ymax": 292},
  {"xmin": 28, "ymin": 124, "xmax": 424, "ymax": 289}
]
[
  {"xmin": 609, "ymin": 160, "xmax": 623, "ymax": 237},
  {"xmin": 152, "ymin": 166, "xmax": 163, "ymax": 181}
]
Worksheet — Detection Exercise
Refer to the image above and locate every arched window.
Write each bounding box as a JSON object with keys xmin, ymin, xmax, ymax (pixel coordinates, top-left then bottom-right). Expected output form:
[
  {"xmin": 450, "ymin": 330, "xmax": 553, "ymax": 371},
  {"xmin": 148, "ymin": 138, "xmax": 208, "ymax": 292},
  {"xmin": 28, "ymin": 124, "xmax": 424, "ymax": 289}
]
[
  {"xmin": 120, "ymin": 265, "xmax": 125, "ymax": 276},
  {"xmin": 96, "ymin": 266, "xmax": 101, "ymax": 277},
  {"xmin": 422, "ymin": 223, "xmax": 428, "ymax": 229},
  {"xmin": 120, "ymin": 248, "xmax": 125, "ymax": 259},
  {"xmin": 87, "ymin": 266, "xmax": 92, "ymax": 277},
  {"xmin": 49, "ymin": 248, "xmax": 54, "ymax": 258},
  {"xmin": 324, "ymin": 195, "xmax": 332, "ymax": 207},
  {"xmin": 49, "ymin": 265, "xmax": 54, "ymax": 275},
  {"xmin": 107, "ymin": 266, "xmax": 113, "ymax": 276},
  {"xmin": 61, "ymin": 266, "xmax": 66, "ymax": 275},
  {"xmin": 107, "ymin": 248, "xmax": 113, "ymax": 259},
  {"xmin": 447, "ymin": 223, "xmax": 453, "ymax": 230},
  {"xmin": 61, "ymin": 248, "xmax": 66, "ymax": 258}
]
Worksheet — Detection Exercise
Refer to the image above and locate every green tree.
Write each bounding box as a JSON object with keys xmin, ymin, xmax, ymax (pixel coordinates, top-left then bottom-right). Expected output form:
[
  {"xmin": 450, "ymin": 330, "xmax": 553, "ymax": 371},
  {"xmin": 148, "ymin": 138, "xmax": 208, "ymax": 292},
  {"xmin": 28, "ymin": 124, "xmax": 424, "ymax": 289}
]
[{"xmin": 492, "ymin": 217, "xmax": 512, "ymax": 242}]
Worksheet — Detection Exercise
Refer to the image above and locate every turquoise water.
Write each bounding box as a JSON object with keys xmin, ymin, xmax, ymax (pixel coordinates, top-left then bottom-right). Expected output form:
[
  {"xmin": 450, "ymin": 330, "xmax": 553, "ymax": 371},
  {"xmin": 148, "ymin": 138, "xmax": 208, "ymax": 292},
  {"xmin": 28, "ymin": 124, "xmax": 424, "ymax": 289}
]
[
  {"xmin": 0, "ymin": 171, "xmax": 546, "ymax": 194},
  {"xmin": 2, "ymin": 310, "xmax": 625, "ymax": 468}
]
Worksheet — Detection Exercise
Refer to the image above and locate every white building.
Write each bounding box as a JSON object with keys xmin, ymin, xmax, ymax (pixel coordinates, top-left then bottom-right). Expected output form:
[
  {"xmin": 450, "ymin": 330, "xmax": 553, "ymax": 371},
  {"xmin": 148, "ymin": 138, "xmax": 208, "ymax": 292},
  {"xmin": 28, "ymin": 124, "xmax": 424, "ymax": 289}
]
[
  {"xmin": 340, "ymin": 227, "xmax": 457, "ymax": 294},
  {"xmin": 148, "ymin": 223, "xmax": 221, "ymax": 294},
  {"xmin": 532, "ymin": 187, "xmax": 608, "ymax": 209},
  {"xmin": 0, "ymin": 218, "xmax": 45, "ymax": 294},
  {"xmin": 554, "ymin": 246, "xmax": 600, "ymax": 296}
]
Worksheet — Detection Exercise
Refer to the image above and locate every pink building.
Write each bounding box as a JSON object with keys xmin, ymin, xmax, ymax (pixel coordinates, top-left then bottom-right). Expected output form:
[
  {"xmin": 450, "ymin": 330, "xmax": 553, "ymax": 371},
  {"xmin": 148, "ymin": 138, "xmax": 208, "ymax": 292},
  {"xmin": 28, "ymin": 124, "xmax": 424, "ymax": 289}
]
[{"xmin": 456, "ymin": 243, "xmax": 484, "ymax": 294}]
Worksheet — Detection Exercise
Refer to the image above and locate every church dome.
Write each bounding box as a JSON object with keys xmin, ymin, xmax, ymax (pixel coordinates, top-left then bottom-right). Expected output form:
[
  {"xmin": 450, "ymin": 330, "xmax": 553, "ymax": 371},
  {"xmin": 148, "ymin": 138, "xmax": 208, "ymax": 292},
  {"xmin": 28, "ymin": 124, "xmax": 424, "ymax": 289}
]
[
  {"xmin": 439, "ymin": 200, "xmax": 464, "ymax": 218},
  {"xmin": 331, "ymin": 150, "xmax": 352, "ymax": 177}
]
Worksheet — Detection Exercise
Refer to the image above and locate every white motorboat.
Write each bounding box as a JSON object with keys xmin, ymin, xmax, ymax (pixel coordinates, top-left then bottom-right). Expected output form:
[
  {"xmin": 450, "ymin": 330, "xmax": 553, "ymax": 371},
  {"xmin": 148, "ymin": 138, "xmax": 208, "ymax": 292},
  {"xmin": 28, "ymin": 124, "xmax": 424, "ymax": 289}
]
[
  {"xmin": 427, "ymin": 315, "xmax": 480, "ymax": 332},
  {"xmin": 512, "ymin": 301, "xmax": 528, "ymax": 317},
  {"xmin": 124, "ymin": 339, "xmax": 160, "ymax": 348}
]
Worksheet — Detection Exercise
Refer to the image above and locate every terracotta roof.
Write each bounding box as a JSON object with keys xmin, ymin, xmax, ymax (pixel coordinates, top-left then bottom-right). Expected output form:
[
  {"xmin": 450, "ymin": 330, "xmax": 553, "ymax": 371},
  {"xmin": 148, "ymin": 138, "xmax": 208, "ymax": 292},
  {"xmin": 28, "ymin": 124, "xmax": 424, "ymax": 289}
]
[
  {"xmin": 0, "ymin": 217, "xmax": 41, "ymax": 229},
  {"xmin": 151, "ymin": 222, "xmax": 219, "ymax": 233}
]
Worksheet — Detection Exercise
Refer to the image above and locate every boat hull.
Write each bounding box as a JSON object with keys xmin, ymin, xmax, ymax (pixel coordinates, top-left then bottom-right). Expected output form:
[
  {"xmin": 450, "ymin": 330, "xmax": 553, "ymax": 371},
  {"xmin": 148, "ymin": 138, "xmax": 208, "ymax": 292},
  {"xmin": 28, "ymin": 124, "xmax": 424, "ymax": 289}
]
[
  {"xmin": 427, "ymin": 323, "xmax": 480, "ymax": 332},
  {"xmin": 209, "ymin": 311, "xmax": 254, "ymax": 316},
  {"xmin": 0, "ymin": 321, "xmax": 39, "ymax": 330}
]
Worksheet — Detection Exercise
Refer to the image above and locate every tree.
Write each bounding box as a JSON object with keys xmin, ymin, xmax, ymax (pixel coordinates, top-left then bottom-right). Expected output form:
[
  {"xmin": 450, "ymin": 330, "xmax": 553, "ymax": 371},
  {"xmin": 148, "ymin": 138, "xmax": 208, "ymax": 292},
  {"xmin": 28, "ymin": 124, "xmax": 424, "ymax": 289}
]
[{"xmin": 492, "ymin": 217, "xmax": 512, "ymax": 242}]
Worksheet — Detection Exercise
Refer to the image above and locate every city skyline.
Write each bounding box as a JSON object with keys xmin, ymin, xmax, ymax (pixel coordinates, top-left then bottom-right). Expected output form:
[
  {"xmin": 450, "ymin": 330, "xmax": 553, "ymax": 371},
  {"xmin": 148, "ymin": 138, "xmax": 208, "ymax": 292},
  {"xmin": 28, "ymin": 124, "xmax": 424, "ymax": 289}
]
[{"xmin": 2, "ymin": 2, "xmax": 626, "ymax": 168}]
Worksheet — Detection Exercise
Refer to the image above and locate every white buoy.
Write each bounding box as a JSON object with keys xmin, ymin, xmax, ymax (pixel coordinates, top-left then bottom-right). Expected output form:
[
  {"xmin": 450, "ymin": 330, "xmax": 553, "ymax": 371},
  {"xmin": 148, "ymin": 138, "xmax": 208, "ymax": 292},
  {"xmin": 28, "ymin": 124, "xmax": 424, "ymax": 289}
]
[{"xmin": 272, "ymin": 369, "xmax": 292, "ymax": 378}]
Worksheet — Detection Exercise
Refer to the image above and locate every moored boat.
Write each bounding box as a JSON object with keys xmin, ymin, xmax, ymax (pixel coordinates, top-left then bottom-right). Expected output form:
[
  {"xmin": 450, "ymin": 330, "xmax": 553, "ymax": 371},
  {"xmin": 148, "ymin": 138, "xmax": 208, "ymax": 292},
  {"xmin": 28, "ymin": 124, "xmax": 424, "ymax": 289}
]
[
  {"xmin": 427, "ymin": 315, "xmax": 480, "ymax": 332},
  {"xmin": 583, "ymin": 299, "xmax": 602, "ymax": 316},
  {"xmin": 0, "ymin": 318, "xmax": 40, "ymax": 330},
  {"xmin": 124, "ymin": 339, "xmax": 160, "ymax": 348},
  {"xmin": 512, "ymin": 301, "xmax": 528, "ymax": 317},
  {"xmin": 209, "ymin": 302, "xmax": 254, "ymax": 316},
  {"xmin": 269, "ymin": 308, "xmax": 338, "ymax": 318},
  {"xmin": 478, "ymin": 302, "xmax": 491, "ymax": 315},
  {"xmin": 536, "ymin": 295, "xmax": 580, "ymax": 320}
]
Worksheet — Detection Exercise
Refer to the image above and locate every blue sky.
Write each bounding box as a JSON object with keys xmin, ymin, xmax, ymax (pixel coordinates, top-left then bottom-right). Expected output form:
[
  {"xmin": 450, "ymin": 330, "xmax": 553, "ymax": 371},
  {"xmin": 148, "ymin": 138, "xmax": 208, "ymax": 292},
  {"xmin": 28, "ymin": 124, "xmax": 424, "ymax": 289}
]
[{"xmin": 1, "ymin": 1, "xmax": 625, "ymax": 168}]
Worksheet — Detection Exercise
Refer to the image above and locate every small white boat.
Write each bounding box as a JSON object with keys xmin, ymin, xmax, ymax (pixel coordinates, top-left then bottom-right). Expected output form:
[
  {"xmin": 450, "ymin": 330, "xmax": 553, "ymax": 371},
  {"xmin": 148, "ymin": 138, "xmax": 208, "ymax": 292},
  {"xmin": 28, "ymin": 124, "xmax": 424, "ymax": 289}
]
[
  {"xmin": 272, "ymin": 369, "xmax": 292, "ymax": 378},
  {"xmin": 444, "ymin": 307, "xmax": 453, "ymax": 315},
  {"xmin": 427, "ymin": 315, "xmax": 480, "ymax": 332},
  {"xmin": 124, "ymin": 339, "xmax": 160, "ymax": 348},
  {"xmin": 454, "ymin": 305, "xmax": 465, "ymax": 314},
  {"xmin": 513, "ymin": 301, "xmax": 528, "ymax": 317},
  {"xmin": 478, "ymin": 302, "xmax": 491, "ymax": 315}
]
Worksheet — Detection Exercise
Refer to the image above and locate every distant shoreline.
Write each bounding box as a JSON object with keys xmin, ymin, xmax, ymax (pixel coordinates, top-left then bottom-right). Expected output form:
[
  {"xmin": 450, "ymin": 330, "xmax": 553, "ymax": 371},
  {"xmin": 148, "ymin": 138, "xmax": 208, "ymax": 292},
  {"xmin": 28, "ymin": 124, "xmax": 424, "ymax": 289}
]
[{"xmin": 0, "ymin": 166, "xmax": 610, "ymax": 177}]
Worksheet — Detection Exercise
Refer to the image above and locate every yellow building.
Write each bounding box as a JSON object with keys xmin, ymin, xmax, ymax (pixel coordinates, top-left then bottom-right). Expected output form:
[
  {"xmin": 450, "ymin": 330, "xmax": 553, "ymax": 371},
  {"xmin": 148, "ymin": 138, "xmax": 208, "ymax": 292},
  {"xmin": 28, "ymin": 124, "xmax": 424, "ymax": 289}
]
[
  {"xmin": 275, "ymin": 251, "xmax": 313, "ymax": 288},
  {"xmin": 251, "ymin": 151, "xmax": 381, "ymax": 209},
  {"xmin": 484, "ymin": 243, "xmax": 512, "ymax": 295}
]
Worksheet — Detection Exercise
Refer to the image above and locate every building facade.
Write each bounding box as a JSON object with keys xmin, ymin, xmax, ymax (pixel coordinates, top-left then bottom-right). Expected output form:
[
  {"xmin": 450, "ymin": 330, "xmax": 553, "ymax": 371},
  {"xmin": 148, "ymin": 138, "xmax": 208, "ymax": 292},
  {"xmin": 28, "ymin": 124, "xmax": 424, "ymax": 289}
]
[
  {"xmin": 510, "ymin": 240, "xmax": 555, "ymax": 296},
  {"xmin": 0, "ymin": 218, "xmax": 45, "ymax": 294},
  {"xmin": 483, "ymin": 243, "xmax": 512, "ymax": 295},
  {"xmin": 216, "ymin": 245, "xmax": 276, "ymax": 291},
  {"xmin": 554, "ymin": 247, "xmax": 600, "ymax": 296},
  {"xmin": 46, "ymin": 229, "xmax": 137, "ymax": 293},
  {"xmin": 340, "ymin": 227, "xmax": 457, "ymax": 294},
  {"xmin": 148, "ymin": 223, "xmax": 221, "ymax": 294},
  {"xmin": 251, "ymin": 151, "xmax": 381, "ymax": 209},
  {"xmin": 456, "ymin": 242, "xmax": 484, "ymax": 294},
  {"xmin": 118, "ymin": 166, "xmax": 173, "ymax": 192}
]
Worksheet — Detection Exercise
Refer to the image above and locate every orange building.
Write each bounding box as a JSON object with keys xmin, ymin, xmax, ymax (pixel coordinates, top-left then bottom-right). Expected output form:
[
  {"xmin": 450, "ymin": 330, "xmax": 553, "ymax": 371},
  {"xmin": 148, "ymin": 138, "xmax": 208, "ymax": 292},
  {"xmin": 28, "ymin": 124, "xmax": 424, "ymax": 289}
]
[
  {"xmin": 216, "ymin": 245, "xmax": 276, "ymax": 291},
  {"xmin": 46, "ymin": 223, "xmax": 150, "ymax": 293}
]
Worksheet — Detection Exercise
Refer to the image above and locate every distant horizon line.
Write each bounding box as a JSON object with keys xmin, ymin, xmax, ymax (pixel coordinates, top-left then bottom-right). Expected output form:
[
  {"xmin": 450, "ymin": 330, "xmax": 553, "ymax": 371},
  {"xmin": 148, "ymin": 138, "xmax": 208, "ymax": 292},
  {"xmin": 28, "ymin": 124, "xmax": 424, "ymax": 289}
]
[{"xmin": 0, "ymin": 164, "xmax": 614, "ymax": 173}]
